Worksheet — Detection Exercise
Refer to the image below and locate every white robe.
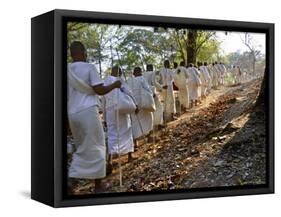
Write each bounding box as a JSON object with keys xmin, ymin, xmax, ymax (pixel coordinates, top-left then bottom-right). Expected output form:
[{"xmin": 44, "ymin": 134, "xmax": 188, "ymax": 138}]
[
  {"xmin": 205, "ymin": 66, "xmax": 212, "ymax": 90},
  {"xmin": 159, "ymin": 68, "xmax": 176, "ymax": 114},
  {"xmin": 128, "ymin": 76, "xmax": 154, "ymax": 139},
  {"xmin": 103, "ymin": 76, "xmax": 134, "ymax": 155},
  {"xmin": 209, "ymin": 65, "xmax": 219, "ymax": 87},
  {"xmin": 199, "ymin": 66, "xmax": 211, "ymax": 96},
  {"xmin": 68, "ymin": 106, "xmax": 106, "ymax": 179},
  {"xmin": 216, "ymin": 64, "xmax": 226, "ymax": 85},
  {"xmin": 187, "ymin": 67, "xmax": 201, "ymax": 101},
  {"xmin": 192, "ymin": 67, "xmax": 202, "ymax": 99},
  {"xmin": 199, "ymin": 66, "xmax": 206, "ymax": 96},
  {"xmin": 230, "ymin": 67, "xmax": 236, "ymax": 84},
  {"xmin": 214, "ymin": 64, "xmax": 222, "ymax": 85},
  {"xmin": 68, "ymin": 62, "xmax": 106, "ymax": 179},
  {"xmin": 173, "ymin": 66, "xmax": 189, "ymax": 108},
  {"xmin": 143, "ymin": 71, "xmax": 163, "ymax": 126},
  {"xmin": 220, "ymin": 64, "xmax": 227, "ymax": 85}
]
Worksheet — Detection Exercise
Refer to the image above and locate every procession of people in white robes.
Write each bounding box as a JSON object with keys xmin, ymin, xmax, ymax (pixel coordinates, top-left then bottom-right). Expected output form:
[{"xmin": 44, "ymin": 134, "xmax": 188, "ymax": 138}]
[{"xmin": 67, "ymin": 40, "xmax": 247, "ymax": 193}]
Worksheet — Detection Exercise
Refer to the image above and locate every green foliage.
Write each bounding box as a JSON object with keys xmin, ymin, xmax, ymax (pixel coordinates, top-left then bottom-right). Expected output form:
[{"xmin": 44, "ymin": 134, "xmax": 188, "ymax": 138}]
[
  {"xmin": 197, "ymin": 38, "xmax": 221, "ymax": 63},
  {"xmin": 67, "ymin": 23, "xmax": 264, "ymax": 77}
]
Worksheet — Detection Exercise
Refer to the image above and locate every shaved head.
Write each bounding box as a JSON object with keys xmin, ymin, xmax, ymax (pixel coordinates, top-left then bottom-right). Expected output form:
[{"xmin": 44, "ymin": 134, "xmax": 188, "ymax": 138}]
[
  {"xmin": 146, "ymin": 64, "xmax": 153, "ymax": 72},
  {"xmin": 164, "ymin": 60, "xmax": 170, "ymax": 68},
  {"xmin": 70, "ymin": 41, "xmax": 87, "ymax": 61},
  {"xmin": 133, "ymin": 67, "xmax": 142, "ymax": 76},
  {"xmin": 111, "ymin": 65, "xmax": 122, "ymax": 76}
]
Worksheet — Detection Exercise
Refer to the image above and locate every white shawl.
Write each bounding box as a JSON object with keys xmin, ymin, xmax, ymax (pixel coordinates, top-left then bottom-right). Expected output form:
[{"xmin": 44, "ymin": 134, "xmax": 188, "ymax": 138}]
[{"xmin": 68, "ymin": 64, "xmax": 96, "ymax": 95}]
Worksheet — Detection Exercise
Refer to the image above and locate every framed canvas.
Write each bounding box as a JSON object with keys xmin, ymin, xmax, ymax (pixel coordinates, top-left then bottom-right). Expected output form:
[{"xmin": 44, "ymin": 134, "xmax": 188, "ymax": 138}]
[{"xmin": 31, "ymin": 9, "xmax": 274, "ymax": 207}]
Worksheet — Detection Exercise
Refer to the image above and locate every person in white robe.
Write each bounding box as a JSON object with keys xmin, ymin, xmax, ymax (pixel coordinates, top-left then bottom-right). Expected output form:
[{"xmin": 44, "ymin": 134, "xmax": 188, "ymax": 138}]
[
  {"xmin": 195, "ymin": 63, "xmax": 202, "ymax": 101},
  {"xmin": 67, "ymin": 41, "xmax": 121, "ymax": 193},
  {"xmin": 243, "ymin": 67, "xmax": 247, "ymax": 82},
  {"xmin": 103, "ymin": 66, "xmax": 137, "ymax": 168},
  {"xmin": 219, "ymin": 62, "xmax": 227, "ymax": 85},
  {"xmin": 172, "ymin": 62, "xmax": 180, "ymax": 114},
  {"xmin": 143, "ymin": 64, "xmax": 164, "ymax": 128},
  {"xmin": 173, "ymin": 61, "xmax": 190, "ymax": 112},
  {"xmin": 187, "ymin": 64, "xmax": 202, "ymax": 107},
  {"xmin": 236, "ymin": 66, "xmax": 242, "ymax": 84},
  {"xmin": 201, "ymin": 62, "xmax": 212, "ymax": 96},
  {"xmin": 199, "ymin": 62, "xmax": 209, "ymax": 98},
  {"xmin": 128, "ymin": 67, "xmax": 154, "ymax": 142},
  {"xmin": 209, "ymin": 63, "xmax": 219, "ymax": 89},
  {"xmin": 193, "ymin": 64, "xmax": 203, "ymax": 103},
  {"xmin": 231, "ymin": 65, "xmax": 237, "ymax": 85},
  {"xmin": 203, "ymin": 62, "xmax": 212, "ymax": 92},
  {"xmin": 214, "ymin": 61, "xmax": 222, "ymax": 86},
  {"xmin": 159, "ymin": 60, "xmax": 176, "ymax": 122}
]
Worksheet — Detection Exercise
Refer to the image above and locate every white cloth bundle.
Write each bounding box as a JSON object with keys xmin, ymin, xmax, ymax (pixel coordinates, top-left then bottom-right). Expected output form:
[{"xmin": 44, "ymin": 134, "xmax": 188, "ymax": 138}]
[
  {"xmin": 128, "ymin": 76, "xmax": 154, "ymax": 139},
  {"xmin": 128, "ymin": 76, "xmax": 156, "ymax": 112},
  {"xmin": 116, "ymin": 91, "xmax": 137, "ymax": 114},
  {"xmin": 143, "ymin": 71, "xmax": 163, "ymax": 126},
  {"xmin": 103, "ymin": 76, "xmax": 134, "ymax": 155},
  {"xmin": 187, "ymin": 67, "xmax": 201, "ymax": 86},
  {"xmin": 103, "ymin": 76, "xmax": 137, "ymax": 114},
  {"xmin": 174, "ymin": 67, "xmax": 188, "ymax": 89},
  {"xmin": 140, "ymin": 87, "xmax": 156, "ymax": 112}
]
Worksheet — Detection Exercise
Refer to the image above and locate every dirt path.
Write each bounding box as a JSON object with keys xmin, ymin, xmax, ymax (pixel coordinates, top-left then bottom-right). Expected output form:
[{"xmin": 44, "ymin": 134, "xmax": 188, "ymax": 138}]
[{"xmin": 72, "ymin": 79, "xmax": 265, "ymax": 195}]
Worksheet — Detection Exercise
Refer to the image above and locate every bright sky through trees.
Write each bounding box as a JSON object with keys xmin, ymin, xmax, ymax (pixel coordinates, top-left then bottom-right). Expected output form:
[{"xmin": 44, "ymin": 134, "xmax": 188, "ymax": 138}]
[{"xmin": 216, "ymin": 31, "xmax": 265, "ymax": 55}]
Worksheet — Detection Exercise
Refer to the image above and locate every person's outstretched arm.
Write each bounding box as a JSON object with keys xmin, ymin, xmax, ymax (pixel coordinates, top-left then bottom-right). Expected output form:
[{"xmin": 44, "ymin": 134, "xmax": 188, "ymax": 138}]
[{"xmin": 92, "ymin": 81, "xmax": 121, "ymax": 95}]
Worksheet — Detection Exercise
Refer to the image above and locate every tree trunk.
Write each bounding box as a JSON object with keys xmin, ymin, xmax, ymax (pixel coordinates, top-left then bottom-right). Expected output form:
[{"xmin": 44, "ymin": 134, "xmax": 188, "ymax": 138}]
[
  {"xmin": 255, "ymin": 69, "xmax": 265, "ymax": 107},
  {"xmin": 187, "ymin": 30, "xmax": 197, "ymax": 64},
  {"xmin": 109, "ymin": 42, "xmax": 114, "ymax": 68},
  {"xmin": 174, "ymin": 31, "xmax": 186, "ymax": 64},
  {"xmin": 98, "ymin": 58, "xmax": 102, "ymax": 77},
  {"xmin": 252, "ymin": 55, "xmax": 256, "ymax": 77}
]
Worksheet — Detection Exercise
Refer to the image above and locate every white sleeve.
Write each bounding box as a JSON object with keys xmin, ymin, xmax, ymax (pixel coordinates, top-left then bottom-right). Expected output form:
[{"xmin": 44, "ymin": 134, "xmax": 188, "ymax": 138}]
[
  {"xmin": 89, "ymin": 64, "xmax": 103, "ymax": 86},
  {"xmin": 159, "ymin": 70, "xmax": 163, "ymax": 85},
  {"xmin": 153, "ymin": 73, "xmax": 162, "ymax": 90}
]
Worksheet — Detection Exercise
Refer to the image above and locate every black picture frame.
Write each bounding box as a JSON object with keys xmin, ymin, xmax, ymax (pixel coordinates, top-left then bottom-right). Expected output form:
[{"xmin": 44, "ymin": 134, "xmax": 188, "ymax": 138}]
[{"xmin": 31, "ymin": 9, "xmax": 274, "ymax": 207}]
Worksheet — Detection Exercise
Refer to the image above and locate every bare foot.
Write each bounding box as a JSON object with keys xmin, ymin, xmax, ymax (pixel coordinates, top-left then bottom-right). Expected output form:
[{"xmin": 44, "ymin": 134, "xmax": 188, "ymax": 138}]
[
  {"xmin": 67, "ymin": 178, "xmax": 80, "ymax": 195},
  {"xmin": 157, "ymin": 124, "xmax": 165, "ymax": 130},
  {"xmin": 106, "ymin": 163, "xmax": 113, "ymax": 176},
  {"xmin": 147, "ymin": 136, "xmax": 154, "ymax": 143},
  {"xmin": 128, "ymin": 153, "xmax": 137, "ymax": 162},
  {"xmin": 94, "ymin": 179, "xmax": 108, "ymax": 193}
]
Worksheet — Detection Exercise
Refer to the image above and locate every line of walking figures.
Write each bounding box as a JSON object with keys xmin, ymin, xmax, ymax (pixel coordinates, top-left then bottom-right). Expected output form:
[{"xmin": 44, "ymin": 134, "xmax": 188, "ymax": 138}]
[{"xmin": 67, "ymin": 42, "xmax": 248, "ymax": 193}]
